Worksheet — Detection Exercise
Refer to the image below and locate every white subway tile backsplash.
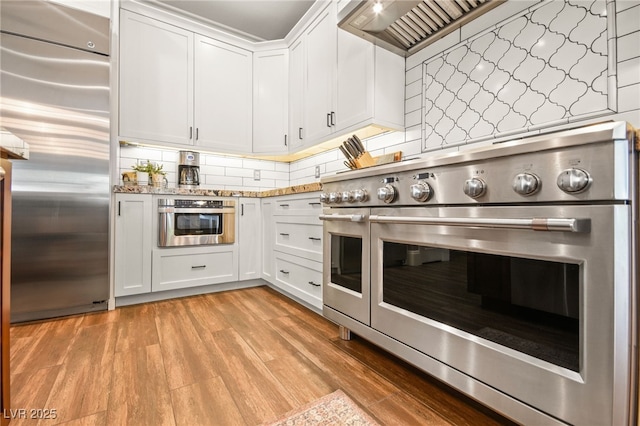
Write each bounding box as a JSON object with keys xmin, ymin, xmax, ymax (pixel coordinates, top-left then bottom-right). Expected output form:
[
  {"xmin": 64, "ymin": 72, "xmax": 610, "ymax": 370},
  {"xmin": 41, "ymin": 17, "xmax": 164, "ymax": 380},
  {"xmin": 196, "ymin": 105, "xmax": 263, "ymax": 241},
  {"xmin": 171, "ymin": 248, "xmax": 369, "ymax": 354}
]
[
  {"xmin": 405, "ymin": 66, "xmax": 422, "ymax": 85},
  {"xmin": 617, "ymin": 5, "xmax": 640, "ymax": 37},
  {"xmin": 224, "ymin": 167, "xmax": 254, "ymax": 178},
  {"xmin": 618, "ymin": 83, "xmax": 640, "ymax": 111},
  {"xmin": 405, "ymin": 79, "xmax": 422, "ymax": 100},
  {"xmin": 405, "ymin": 109, "xmax": 422, "ymax": 128},
  {"xmin": 205, "ymin": 155, "xmax": 243, "ymax": 168},
  {"xmin": 242, "ymin": 158, "xmax": 275, "ymax": 171},
  {"xmin": 617, "ymin": 31, "xmax": 640, "ymax": 62},
  {"xmin": 616, "ymin": 0, "xmax": 639, "ymax": 12},
  {"xmin": 405, "ymin": 94, "xmax": 421, "ymax": 114},
  {"xmin": 275, "ymin": 162, "xmax": 289, "ymax": 173},
  {"xmin": 204, "ymin": 175, "xmax": 242, "ymax": 187}
]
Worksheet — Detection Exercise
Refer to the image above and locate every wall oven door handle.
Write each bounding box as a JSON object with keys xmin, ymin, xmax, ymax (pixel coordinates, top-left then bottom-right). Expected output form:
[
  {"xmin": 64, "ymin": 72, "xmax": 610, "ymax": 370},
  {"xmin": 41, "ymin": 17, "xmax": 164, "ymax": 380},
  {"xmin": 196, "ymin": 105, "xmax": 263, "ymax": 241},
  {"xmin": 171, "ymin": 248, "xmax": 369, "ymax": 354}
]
[
  {"xmin": 319, "ymin": 214, "xmax": 366, "ymax": 223},
  {"xmin": 369, "ymin": 215, "xmax": 590, "ymax": 233}
]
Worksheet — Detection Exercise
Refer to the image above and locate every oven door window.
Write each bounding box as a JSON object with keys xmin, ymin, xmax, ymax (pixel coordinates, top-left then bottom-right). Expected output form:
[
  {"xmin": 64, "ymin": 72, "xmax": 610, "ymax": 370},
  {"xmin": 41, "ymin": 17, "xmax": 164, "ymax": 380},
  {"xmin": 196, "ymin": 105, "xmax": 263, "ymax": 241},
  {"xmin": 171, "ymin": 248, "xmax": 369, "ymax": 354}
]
[
  {"xmin": 174, "ymin": 213, "xmax": 221, "ymax": 236},
  {"xmin": 330, "ymin": 235, "xmax": 363, "ymax": 293},
  {"xmin": 382, "ymin": 242, "xmax": 580, "ymax": 371}
]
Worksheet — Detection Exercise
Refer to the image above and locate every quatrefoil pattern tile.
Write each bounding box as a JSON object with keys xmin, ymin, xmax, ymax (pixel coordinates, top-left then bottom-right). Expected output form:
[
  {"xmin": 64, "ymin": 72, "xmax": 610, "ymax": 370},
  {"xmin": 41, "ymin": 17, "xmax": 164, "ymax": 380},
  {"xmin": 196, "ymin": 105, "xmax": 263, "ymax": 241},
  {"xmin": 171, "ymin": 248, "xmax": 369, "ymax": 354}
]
[{"xmin": 423, "ymin": 0, "xmax": 611, "ymax": 151}]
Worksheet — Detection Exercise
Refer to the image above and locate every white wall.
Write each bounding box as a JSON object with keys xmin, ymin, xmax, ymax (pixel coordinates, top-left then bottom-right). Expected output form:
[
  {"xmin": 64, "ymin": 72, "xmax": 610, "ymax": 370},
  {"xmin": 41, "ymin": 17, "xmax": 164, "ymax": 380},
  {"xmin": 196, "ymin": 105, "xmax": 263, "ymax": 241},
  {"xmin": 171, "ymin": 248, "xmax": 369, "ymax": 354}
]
[{"xmin": 118, "ymin": 0, "xmax": 640, "ymax": 190}]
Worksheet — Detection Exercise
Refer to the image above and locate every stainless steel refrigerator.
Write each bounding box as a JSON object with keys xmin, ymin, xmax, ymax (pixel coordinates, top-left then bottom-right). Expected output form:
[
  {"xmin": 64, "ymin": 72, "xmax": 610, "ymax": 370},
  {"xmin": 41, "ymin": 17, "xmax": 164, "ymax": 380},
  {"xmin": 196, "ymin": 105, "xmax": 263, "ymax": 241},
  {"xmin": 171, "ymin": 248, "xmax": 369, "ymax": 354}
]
[{"xmin": 0, "ymin": 0, "xmax": 110, "ymax": 322}]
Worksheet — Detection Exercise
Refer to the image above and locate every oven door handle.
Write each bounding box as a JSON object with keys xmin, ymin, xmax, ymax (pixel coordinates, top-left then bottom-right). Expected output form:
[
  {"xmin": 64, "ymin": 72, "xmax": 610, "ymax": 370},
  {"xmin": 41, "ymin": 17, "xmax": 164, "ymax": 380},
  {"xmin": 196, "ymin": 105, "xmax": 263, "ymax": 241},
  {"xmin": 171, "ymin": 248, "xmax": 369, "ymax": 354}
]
[
  {"xmin": 159, "ymin": 207, "xmax": 235, "ymax": 214},
  {"xmin": 319, "ymin": 214, "xmax": 366, "ymax": 223},
  {"xmin": 369, "ymin": 215, "xmax": 590, "ymax": 233}
]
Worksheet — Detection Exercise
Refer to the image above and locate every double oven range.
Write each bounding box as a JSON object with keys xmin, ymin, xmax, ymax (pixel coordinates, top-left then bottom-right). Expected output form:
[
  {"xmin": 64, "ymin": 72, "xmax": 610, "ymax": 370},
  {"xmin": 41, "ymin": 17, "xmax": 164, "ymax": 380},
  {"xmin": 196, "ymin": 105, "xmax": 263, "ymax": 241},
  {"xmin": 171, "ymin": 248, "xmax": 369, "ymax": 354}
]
[{"xmin": 320, "ymin": 122, "xmax": 638, "ymax": 425}]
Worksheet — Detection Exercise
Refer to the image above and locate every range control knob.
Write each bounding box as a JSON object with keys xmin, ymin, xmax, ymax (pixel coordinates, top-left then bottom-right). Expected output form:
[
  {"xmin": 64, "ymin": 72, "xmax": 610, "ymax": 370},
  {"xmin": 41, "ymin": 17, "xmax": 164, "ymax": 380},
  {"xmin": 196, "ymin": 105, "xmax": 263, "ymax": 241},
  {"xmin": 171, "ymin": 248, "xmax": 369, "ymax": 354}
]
[
  {"xmin": 409, "ymin": 181, "xmax": 432, "ymax": 202},
  {"xmin": 512, "ymin": 173, "xmax": 540, "ymax": 196},
  {"xmin": 377, "ymin": 184, "xmax": 397, "ymax": 203},
  {"xmin": 341, "ymin": 191, "xmax": 354, "ymax": 203},
  {"xmin": 557, "ymin": 168, "xmax": 592, "ymax": 193},
  {"xmin": 463, "ymin": 178, "xmax": 486, "ymax": 199},
  {"xmin": 328, "ymin": 192, "xmax": 342, "ymax": 204},
  {"xmin": 353, "ymin": 189, "xmax": 368, "ymax": 202},
  {"xmin": 320, "ymin": 193, "xmax": 330, "ymax": 204}
]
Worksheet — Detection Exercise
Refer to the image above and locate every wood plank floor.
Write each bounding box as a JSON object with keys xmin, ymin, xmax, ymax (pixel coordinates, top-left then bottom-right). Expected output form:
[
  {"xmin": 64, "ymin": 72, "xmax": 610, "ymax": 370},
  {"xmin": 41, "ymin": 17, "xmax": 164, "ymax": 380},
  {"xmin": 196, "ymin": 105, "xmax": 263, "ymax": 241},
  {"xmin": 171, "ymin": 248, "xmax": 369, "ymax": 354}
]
[{"xmin": 9, "ymin": 286, "xmax": 516, "ymax": 425}]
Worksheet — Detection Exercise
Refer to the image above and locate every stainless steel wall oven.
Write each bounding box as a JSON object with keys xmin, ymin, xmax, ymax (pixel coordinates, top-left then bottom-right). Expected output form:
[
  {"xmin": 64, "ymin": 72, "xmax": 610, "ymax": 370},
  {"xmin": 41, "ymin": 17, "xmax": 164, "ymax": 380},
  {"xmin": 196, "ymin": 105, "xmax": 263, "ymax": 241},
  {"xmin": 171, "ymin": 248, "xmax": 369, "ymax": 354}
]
[
  {"xmin": 320, "ymin": 122, "xmax": 638, "ymax": 425},
  {"xmin": 158, "ymin": 199, "xmax": 235, "ymax": 247}
]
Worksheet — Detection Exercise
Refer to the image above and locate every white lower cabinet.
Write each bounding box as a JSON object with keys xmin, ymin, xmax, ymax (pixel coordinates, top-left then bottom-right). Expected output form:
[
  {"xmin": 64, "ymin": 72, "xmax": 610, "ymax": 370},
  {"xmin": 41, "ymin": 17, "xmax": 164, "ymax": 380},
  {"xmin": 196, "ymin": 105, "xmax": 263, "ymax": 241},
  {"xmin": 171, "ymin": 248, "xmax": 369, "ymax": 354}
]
[
  {"xmin": 114, "ymin": 194, "xmax": 153, "ymax": 297},
  {"xmin": 274, "ymin": 252, "xmax": 322, "ymax": 303},
  {"xmin": 152, "ymin": 246, "xmax": 238, "ymax": 292},
  {"xmin": 274, "ymin": 216, "xmax": 322, "ymax": 262},
  {"xmin": 263, "ymin": 192, "xmax": 323, "ymax": 310},
  {"xmin": 238, "ymin": 197, "xmax": 261, "ymax": 281}
]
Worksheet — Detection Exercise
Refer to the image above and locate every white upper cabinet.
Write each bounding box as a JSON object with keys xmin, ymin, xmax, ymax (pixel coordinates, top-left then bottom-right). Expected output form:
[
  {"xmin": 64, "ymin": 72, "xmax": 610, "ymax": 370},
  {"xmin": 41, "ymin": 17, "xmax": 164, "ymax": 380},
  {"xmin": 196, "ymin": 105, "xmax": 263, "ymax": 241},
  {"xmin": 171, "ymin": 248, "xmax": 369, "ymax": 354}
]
[
  {"xmin": 195, "ymin": 35, "xmax": 252, "ymax": 153},
  {"xmin": 253, "ymin": 49, "xmax": 289, "ymax": 154},
  {"xmin": 288, "ymin": 36, "xmax": 305, "ymax": 151},
  {"xmin": 119, "ymin": 10, "xmax": 252, "ymax": 153},
  {"xmin": 287, "ymin": 3, "xmax": 405, "ymax": 151},
  {"xmin": 303, "ymin": 4, "xmax": 337, "ymax": 144},
  {"xmin": 336, "ymin": 30, "xmax": 405, "ymax": 133},
  {"xmin": 119, "ymin": 10, "xmax": 193, "ymax": 145}
]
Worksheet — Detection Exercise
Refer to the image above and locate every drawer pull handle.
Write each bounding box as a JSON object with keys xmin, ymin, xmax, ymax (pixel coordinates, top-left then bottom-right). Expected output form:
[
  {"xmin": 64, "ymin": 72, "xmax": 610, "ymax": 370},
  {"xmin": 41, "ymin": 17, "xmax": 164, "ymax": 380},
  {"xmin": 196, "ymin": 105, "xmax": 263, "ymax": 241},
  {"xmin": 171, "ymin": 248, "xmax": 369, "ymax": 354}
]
[
  {"xmin": 279, "ymin": 270, "xmax": 290, "ymax": 274},
  {"xmin": 279, "ymin": 233, "xmax": 290, "ymax": 236},
  {"xmin": 308, "ymin": 237, "xmax": 321, "ymax": 241},
  {"xmin": 279, "ymin": 204, "xmax": 290, "ymax": 207},
  {"xmin": 308, "ymin": 202, "xmax": 321, "ymax": 206},
  {"xmin": 308, "ymin": 281, "xmax": 320, "ymax": 287},
  {"xmin": 191, "ymin": 265, "xmax": 206, "ymax": 269}
]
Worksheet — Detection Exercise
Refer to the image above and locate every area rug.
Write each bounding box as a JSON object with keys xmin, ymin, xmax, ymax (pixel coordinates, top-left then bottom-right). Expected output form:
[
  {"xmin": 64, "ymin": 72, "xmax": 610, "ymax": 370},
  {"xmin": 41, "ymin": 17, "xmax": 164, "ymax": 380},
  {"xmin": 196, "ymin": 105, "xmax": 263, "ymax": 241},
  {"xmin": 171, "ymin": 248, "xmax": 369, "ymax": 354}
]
[{"xmin": 264, "ymin": 389, "xmax": 379, "ymax": 426}]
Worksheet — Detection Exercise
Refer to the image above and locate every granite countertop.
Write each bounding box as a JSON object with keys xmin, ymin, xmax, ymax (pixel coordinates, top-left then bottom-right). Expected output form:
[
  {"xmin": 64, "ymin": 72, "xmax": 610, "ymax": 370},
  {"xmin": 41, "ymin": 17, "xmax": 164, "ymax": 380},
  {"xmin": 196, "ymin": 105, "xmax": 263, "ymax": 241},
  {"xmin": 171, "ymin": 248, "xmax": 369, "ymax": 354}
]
[{"xmin": 113, "ymin": 182, "xmax": 322, "ymax": 198}]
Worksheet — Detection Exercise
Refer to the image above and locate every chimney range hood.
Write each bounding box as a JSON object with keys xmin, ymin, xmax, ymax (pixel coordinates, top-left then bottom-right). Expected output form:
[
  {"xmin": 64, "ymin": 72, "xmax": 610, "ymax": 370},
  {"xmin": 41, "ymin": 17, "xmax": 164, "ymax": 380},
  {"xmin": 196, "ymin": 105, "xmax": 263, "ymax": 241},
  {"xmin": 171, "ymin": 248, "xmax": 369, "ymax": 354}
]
[{"xmin": 338, "ymin": 0, "xmax": 505, "ymax": 57}]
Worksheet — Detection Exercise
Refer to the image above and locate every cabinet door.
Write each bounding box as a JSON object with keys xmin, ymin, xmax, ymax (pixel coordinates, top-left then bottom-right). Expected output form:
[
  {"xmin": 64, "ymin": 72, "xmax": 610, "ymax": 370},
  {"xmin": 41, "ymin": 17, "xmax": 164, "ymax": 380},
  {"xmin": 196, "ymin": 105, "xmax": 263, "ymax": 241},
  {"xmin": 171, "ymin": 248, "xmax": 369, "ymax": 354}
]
[
  {"xmin": 335, "ymin": 29, "xmax": 375, "ymax": 131},
  {"xmin": 261, "ymin": 199, "xmax": 274, "ymax": 281},
  {"xmin": 253, "ymin": 50, "xmax": 288, "ymax": 154},
  {"xmin": 303, "ymin": 5, "xmax": 336, "ymax": 144},
  {"xmin": 288, "ymin": 36, "xmax": 305, "ymax": 151},
  {"xmin": 238, "ymin": 198, "xmax": 262, "ymax": 280},
  {"xmin": 114, "ymin": 194, "xmax": 152, "ymax": 296},
  {"xmin": 119, "ymin": 11, "xmax": 193, "ymax": 145},
  {"xmin": 195, "ymin": 35, "xmax": 252, "ymax": 153}
]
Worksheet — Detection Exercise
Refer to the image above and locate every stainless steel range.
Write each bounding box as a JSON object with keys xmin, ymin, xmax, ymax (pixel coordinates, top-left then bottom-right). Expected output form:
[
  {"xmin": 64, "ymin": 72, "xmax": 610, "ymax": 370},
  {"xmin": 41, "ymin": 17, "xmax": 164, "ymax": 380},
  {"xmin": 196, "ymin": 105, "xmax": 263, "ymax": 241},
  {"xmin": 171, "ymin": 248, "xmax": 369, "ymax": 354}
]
[{"xmin": 320, "ymin": 121, "xmax": 638, "ymax": 425}]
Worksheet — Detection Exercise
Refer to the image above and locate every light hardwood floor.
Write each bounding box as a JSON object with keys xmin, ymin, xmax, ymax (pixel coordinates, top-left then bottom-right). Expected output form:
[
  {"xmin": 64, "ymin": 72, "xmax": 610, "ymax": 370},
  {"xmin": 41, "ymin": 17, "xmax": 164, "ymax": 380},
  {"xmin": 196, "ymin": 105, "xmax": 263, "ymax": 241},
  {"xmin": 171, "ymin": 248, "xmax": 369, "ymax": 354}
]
[{"xmin": 9, "ymin": 286, "xmax": 514, "ymax": 425}]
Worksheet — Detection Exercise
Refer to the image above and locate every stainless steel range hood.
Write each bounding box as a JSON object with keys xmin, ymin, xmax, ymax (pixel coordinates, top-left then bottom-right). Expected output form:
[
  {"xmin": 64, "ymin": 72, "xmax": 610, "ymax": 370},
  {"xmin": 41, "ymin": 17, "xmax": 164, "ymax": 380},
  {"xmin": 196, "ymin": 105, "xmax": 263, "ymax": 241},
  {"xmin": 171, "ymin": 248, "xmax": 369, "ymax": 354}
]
[{"xmin": 338, "ymin": 0, "xmax": 504, "ymax": 57}]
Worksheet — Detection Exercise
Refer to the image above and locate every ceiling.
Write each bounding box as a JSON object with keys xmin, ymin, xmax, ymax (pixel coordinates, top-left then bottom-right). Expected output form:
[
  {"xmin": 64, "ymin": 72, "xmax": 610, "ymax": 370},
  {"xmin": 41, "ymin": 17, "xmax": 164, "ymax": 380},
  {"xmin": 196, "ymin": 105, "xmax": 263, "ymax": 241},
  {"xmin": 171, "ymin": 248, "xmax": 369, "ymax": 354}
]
[{"xmin": 148, "ymin": 0, "xmax": 316, "ymax": 41}]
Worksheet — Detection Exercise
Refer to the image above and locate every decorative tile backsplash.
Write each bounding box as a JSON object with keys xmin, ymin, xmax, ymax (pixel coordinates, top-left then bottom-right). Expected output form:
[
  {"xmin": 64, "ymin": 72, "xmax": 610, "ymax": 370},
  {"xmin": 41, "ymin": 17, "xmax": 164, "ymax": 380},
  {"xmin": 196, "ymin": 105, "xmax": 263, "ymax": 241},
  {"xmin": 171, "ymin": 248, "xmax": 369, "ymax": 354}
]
[{"xmin": 422, "ymin": 0, "xmax": 613, "ymax": 151}]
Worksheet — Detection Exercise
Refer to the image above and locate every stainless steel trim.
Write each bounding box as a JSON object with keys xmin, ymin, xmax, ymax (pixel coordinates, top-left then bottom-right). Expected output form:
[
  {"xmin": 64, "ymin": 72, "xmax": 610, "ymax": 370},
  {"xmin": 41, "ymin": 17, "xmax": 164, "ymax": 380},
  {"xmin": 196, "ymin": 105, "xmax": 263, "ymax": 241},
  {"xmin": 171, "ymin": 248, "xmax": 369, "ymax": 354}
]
[
  {"xmin": 158, "ymin": 207, "xmax": 236, "ymax": 214},
  {"xmin": 369, "ymin": 215, "xmax": 590, "ymax": 232},
  {"xmin": 158, "ymin": 199, "xmax": 235, "ymax": 247},
  {"xmin": 319, "ymin": 213, "xmax": 366, "ymax": 222}
]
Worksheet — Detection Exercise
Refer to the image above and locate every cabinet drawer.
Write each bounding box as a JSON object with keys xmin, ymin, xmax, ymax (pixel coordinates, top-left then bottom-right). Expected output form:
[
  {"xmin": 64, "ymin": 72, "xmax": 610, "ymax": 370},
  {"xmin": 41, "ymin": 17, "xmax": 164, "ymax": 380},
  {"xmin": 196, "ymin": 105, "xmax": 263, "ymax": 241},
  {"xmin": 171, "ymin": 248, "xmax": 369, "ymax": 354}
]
[
  {"xmin": 152, "ymin": 247, "xmax": 238, "ymax": 292},
  {"xmin": 273, "ymin": 194, "xmax": 322, "ymax": 216},
  {"xmin": 274, "ymin": 253, "xmax": 322, "ymax": 306},
  {"xmin": 275, "ymin": 218, "xmax": 322, "ymax": 262}
]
